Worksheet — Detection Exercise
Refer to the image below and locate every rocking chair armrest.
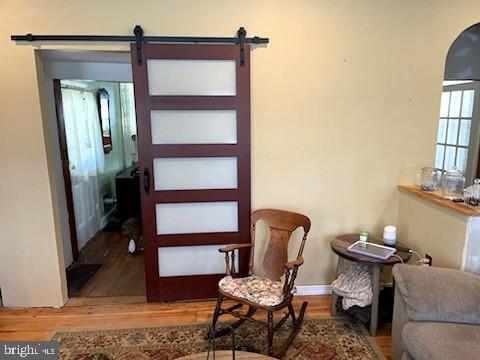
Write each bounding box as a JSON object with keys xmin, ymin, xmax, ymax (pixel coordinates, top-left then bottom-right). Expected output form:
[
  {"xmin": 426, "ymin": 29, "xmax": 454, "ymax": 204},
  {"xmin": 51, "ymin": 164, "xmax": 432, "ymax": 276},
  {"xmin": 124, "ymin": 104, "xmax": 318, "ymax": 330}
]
[
  {"xmin": 220, "ymin": 244, "xmax": 252, "ymax": 278},
  {"xmin": 218, "ymin": 243, "xmax": 252, "ymax": 253},
  {"xmin": 285, "ymin": 256, "xmax": 304, "ymax": 270}
]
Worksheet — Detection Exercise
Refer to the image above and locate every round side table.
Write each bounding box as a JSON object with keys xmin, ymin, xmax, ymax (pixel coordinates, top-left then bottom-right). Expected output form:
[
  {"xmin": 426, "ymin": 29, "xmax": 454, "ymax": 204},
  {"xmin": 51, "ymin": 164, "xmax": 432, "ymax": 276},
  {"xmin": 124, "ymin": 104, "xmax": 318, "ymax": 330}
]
[{"xmin": 330, "ymin": 233, "xmax": 411, "ymax": 336}]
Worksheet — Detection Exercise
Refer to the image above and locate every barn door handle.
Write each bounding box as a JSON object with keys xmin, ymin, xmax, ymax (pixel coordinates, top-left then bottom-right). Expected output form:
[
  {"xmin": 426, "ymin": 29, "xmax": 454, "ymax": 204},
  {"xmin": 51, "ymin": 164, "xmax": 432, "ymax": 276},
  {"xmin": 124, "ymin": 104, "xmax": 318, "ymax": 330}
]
[{"xmin": 143, "ymin": 167, "xmax": 150, "ymax": 193}]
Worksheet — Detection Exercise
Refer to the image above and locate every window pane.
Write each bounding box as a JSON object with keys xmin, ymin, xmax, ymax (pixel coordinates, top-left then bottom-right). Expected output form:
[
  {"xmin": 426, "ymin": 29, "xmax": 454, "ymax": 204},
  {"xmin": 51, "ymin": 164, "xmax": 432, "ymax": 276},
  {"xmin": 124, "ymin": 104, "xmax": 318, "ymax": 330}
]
[
  {"xmin": 446, "ymin": 119, "xmax": 459, "ymax": 145},
  {"xmin": 461, "ymin": 90, "xmax": 475, "ymax": 118},
  {"xmin": 435, "ymin": 145, "xmax": 445, "ymax": 169},
  {"xmin": 458, "ymin": 119, "xmax": 471, "ymax": 146},
  {"xmin": 440, "ymin": 92, "xmax": 450, "ymax": 117},
  {"xmin": 456, "ymin": 147, "xmax": 468, "ymax": 174},
  {"xmin": 449, "ymin": 91, "xmax": 462, "ymax": 117},
  {"xmin": 444, "ymin": 146, "xmax": 456, "ymax": 170},
  {"xmin": 437, "ymin": 118, "xmax": 447, "ymax": 143}
]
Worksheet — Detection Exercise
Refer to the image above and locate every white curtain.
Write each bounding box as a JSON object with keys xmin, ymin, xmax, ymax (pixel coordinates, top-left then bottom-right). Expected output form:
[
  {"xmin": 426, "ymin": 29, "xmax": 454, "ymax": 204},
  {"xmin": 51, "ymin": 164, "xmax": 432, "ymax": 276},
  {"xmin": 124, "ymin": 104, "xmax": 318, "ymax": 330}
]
[
  {"xmin": 62, "ymin": 88, "xmax": 105, "ymax": 178},
  {"xmin": 119, "ymin": 83, "xmax": 138, "ymax": 167}
]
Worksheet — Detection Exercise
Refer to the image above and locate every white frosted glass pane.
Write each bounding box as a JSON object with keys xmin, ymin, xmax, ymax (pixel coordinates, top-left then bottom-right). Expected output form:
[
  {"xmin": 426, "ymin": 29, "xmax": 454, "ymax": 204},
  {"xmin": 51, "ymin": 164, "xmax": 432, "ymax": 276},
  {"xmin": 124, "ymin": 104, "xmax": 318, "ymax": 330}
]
[
  {"xmin": 151, "ymin": 110, "xmax": 237, "ymax": 144},
  {"xmin": 147, "ymin": 59, "xmax": 236, "ymax": 96},
  {"xmin": 461, "ymin": 90, "xmax": 475, "ymax": 117},
  {"xmin": 437, "ymin": 118, "xmax": 447, "ymax": 143},
  {"xmin": 154, "ymin": 157, "xmax": 237, "ymax": 190},
  {"xmin": 456, "ymin": 148, "xmax": 468, "ymax": 174},
  {"xmin": 449, "ymin": 91, "xmax": 462, "ymax": 117},
  {"xmin": 445, "ymin": 146, "xmax": 456, "ymax": 170},
  {"xmin": 440, "ymin": 92, "xmax": 450, "ymax": 117},
  {"xmin": 447, "ymin": 119, "xmax": 459, "ymax": 145},
  {"xmin": 435, "ymin": 145, "xmax": 445, "ymax": 169},
  {"xmin": 158, "ymin": 245, "xmax": 238, "ymax": 276},
  {"xmin": 156, "ymin": 201, "xmax": 238, "ymax": 235},
  {"xmin": 458, "ymin": 120, "xmax": 471, "ymax": 146}
]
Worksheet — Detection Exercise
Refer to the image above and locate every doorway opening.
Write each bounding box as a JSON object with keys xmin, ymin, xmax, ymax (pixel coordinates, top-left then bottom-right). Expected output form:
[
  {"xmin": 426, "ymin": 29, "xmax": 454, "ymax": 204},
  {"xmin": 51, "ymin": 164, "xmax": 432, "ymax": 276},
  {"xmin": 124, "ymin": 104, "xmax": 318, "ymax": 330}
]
[
  {"xmin": 40, "ymin": 45, "xmax": 253, "ymax": 304},
  {"xmin": 54, "ymin": 78, "xmax": 145, "ymax": 300},
  {"xmin": 435, "ymin": 22, "xmax": 480, "ymax": 186}
]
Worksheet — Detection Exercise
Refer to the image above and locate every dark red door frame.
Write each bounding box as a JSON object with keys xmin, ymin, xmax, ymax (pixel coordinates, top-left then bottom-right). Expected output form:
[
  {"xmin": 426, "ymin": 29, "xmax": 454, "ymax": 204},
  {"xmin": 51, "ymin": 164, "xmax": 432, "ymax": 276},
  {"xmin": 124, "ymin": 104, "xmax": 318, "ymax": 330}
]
[
  {"xmin": 131, "ymin": 44, "xmax": 251, "ymax": 302},
  {"xmin": 53, "ymin": 79, "xmax": 80, "ymax": 262}
]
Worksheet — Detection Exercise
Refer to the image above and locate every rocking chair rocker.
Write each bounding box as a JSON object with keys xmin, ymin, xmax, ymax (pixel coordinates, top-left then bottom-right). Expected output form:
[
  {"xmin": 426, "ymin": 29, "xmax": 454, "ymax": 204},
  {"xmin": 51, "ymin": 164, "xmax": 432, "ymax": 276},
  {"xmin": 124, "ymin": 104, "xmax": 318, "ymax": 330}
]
[{"xmin": 210, "ymin": 209, "xmax": 311, "ymax": 358}]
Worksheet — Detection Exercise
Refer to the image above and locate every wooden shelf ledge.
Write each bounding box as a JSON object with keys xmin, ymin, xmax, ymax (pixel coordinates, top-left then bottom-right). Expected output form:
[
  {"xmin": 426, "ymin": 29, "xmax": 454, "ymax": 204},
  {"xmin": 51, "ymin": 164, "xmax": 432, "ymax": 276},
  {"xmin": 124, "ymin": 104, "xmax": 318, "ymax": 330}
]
[{"xmin": 398, "ymin": 184, "xmax": 480, "ymax": 217}]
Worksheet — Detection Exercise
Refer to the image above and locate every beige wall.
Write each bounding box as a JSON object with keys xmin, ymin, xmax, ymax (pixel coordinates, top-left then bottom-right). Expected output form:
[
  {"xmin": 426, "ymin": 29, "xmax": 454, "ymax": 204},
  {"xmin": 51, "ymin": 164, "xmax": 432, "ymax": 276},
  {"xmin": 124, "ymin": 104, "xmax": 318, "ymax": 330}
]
[
  {"xmin": 397, "ymin": 192, "xmax": 468, "ymax": 269},
  {"xmin": 1, "ymin": 0, "xmax": 480, "ymax": 307}
]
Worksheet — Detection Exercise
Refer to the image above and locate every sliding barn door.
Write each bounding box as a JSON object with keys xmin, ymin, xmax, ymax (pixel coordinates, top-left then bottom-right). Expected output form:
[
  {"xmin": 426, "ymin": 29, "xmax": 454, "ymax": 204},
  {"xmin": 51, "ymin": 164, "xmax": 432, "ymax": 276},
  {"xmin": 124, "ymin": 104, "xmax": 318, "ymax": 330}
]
[{"xmin": 131, "ymin": 44, "xmax": 251, "ymax": 302}]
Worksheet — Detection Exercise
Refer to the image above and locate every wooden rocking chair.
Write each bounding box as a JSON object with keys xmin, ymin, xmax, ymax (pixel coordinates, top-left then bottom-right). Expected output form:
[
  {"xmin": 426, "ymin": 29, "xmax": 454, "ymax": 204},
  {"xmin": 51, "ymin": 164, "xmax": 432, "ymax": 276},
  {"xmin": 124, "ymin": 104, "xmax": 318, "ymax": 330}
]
[{"xmin": 210, "ymin": 209, "xmax": 311, "ymax": 358}]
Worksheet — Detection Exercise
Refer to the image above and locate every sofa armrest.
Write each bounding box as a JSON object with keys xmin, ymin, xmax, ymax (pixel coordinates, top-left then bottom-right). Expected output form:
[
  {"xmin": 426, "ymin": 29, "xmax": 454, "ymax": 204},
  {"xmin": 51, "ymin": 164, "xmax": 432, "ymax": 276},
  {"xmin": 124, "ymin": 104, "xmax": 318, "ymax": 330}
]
[
  {"xmin": 392, "ymin": 264, "xmax": 480, "ymax": 325},
  {"xmin": 391, "ymin": 286, "xmax": 410, "ymax": 360}
]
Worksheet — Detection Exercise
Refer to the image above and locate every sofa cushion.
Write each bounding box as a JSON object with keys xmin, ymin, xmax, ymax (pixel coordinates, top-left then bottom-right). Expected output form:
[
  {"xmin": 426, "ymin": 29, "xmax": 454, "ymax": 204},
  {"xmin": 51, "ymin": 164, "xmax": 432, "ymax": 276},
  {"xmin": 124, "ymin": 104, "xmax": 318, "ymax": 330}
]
[
  {"xmin": 402, "ymin": 322, "xmax": 480, "ymax": 360},
  {"xmin": 393, "ymin": 264, "xmax": 480, "ymax": 324}
]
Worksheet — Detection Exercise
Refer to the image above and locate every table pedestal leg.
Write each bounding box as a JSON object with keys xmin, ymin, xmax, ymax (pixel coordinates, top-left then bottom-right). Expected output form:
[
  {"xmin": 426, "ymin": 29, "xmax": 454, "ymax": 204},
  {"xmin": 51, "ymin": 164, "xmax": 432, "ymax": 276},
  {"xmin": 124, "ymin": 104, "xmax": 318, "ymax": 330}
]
[
  {"xmin": 370, "ymin": 264, "xmax": 381, "ymax": 336},
  {"xmin": 330, "ymin": 257, "xmax": 345, "ymax": 316}
]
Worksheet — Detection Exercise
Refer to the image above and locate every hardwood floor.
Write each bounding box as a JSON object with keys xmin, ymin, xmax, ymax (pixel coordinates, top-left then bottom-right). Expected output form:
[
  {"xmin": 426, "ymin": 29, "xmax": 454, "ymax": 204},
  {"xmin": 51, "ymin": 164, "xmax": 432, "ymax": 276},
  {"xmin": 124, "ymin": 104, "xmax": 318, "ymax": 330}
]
[
  {"xmin": 73, "ymin": 229, "xmax": 146, "ymax": 297},
  {"xmin": 0, "ymin": 295, "xmax": 392, "ymax": 359},
  {"xmin": 42, "ymin": 233, "xmax": 393, "ymax": 357}
]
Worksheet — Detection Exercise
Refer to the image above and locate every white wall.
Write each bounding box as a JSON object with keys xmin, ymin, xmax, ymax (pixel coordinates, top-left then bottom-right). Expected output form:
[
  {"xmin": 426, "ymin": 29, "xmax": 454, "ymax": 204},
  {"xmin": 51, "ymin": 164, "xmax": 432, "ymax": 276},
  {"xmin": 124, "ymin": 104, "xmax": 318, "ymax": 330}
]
[
  {"xmin": 1, "ymin": 0, "xmax": 480, "ymax": 307},
  {"xmin": 397, "ymin": 192, "xmax": 468, "ymax": 269}
]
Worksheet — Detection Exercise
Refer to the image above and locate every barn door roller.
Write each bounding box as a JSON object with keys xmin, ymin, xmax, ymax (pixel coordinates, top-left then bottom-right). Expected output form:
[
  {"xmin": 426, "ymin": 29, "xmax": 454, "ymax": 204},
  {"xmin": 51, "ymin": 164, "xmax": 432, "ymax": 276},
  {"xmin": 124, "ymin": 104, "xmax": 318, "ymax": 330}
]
[
  {"xmin": 11, "ymin": 25, "xmax": 269, "ymax": 66},
  {"xmin": 134, "ymin": 25, "xmax": 144, "ymax": 65}
]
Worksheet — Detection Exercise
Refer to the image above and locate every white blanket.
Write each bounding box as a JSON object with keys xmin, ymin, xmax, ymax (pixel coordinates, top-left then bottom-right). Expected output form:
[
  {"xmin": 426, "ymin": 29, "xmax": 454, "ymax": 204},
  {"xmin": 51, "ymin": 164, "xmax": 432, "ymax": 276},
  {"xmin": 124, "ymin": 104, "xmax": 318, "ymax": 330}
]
[{"xmin": 332, "ymin": 263, "xmax": 373, "ymax": 310}]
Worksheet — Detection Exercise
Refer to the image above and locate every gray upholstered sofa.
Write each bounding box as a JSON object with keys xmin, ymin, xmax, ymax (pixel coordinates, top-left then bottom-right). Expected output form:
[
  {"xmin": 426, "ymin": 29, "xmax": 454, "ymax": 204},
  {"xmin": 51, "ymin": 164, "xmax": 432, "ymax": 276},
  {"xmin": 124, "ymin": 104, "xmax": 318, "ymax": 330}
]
[{"xmin": 391, "ymin": 264, "xmax": 480, "ymax": 360}]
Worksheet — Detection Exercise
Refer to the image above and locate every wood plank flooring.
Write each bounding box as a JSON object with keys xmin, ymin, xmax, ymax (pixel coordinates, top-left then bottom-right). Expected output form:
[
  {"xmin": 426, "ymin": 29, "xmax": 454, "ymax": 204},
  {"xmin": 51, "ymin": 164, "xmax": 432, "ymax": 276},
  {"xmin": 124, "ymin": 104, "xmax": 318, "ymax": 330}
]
[
  {"xmin": 0, "ymin": 295, "xmax": 392, "ymax": 359},
  {"xmin": 14, "ymin": 233, "xmax": 392, "ymax": 358},
  {"xmin": 74, "ymin": 230, "xmax": 146, "ymax": 297}
]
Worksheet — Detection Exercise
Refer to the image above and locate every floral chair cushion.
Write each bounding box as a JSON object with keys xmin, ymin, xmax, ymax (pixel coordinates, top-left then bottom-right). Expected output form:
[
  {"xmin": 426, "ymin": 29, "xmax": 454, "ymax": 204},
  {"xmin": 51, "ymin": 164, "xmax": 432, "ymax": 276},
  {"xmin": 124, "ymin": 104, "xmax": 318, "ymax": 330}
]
[{"xmin": 219, "ymin": 275, "xmax": 294, "ymax": 307}]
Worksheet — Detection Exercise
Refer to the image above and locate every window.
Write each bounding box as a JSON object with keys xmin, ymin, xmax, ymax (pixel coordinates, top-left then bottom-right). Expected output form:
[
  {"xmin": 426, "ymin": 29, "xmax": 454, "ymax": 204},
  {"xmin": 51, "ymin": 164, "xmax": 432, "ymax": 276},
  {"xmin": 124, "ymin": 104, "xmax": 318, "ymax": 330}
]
[{"xmin": 434, "ymin": 81, "xmax": 480, "ymax": 183}]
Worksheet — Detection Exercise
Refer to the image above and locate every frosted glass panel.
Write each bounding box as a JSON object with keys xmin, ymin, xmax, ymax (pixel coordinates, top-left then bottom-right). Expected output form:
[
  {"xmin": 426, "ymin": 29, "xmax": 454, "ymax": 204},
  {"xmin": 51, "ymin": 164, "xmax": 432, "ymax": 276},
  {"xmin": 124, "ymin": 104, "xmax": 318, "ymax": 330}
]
[
  {"xmin": 154, "ymin": 157, "xmax": 238, "ymax": 190},
  {"xmin": 462, "ymin": 90, "xmax": 475, "ymax": 118},
  {"xmin": 156, "ymin": 201, "xmax": 238, "ymax": 235},
  {"xmin": 437, "ymin": 118, "xmax": 447, "ymax": 143},
  {"xmin": 147, "ymin": 59, "xmax": 236, "ymax": 96},
  {"xmin": 151, "ymin": 110, "xmax": 237, "ymax": 144},
  {"xmin": 449, "ymin": 91, "xmax": 462, "ymax": 117},
  {"xmin": 158, "ymin": 245, "xmax": 238, "ymax": 276}
]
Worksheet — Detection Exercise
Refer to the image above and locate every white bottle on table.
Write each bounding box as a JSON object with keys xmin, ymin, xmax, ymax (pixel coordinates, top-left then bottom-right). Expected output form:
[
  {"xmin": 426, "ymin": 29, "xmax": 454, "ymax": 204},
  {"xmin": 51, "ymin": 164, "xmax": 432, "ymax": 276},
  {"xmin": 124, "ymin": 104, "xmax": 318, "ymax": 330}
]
[{"xmin": 383, "ymin": 225, "xmax": 396, "ymax": 246}]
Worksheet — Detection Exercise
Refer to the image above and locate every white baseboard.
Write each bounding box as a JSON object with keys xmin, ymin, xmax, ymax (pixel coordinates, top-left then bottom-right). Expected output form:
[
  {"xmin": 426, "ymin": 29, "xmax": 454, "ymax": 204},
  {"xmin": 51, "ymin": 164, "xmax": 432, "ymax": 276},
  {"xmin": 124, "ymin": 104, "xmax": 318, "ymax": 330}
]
[{"xmin": 295, "ymin": 285, "xmax": 332, "ymax": 296}]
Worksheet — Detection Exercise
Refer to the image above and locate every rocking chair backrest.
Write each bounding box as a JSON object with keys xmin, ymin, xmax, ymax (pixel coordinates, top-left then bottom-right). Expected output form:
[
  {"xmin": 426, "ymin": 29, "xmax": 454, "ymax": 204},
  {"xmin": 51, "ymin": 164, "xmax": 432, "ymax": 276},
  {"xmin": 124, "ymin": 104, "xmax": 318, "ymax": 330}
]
[{"xmin": 251, "ymin": 209, "xmax": 311, "ymax": 281}]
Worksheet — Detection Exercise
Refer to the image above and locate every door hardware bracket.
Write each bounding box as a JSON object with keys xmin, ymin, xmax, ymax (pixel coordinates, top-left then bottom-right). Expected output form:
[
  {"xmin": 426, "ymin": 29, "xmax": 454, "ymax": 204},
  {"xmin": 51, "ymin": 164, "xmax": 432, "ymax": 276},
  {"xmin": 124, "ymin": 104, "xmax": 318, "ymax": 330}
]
[
  {"xmin": 237, "ymin": 27, "xmax": 246, "ymax": 66},
  {"xmin": 134, "ymin": 25, "xmax": 144, "ymax": 65}
]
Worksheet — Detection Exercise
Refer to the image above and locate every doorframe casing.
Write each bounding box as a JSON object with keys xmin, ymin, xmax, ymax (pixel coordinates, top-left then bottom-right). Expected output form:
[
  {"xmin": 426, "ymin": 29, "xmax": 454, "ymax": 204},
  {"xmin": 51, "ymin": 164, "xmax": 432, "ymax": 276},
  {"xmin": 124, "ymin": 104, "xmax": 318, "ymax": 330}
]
[
  {"xmin": 53, "ymin": 79, "xmax": 80, "ymax": 262},
  {"xmin": 34, "ymin": 50, "xmax": 134, "ymax": 306}
]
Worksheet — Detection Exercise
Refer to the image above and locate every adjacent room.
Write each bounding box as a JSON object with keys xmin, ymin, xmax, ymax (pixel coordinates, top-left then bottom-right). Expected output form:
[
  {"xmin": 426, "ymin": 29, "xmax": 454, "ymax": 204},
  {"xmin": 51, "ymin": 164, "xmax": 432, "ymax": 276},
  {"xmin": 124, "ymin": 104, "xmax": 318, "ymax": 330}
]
[
  {"xmin": 1, "ymin": 1, "xmax": 480, "ymax": 360},
  {"xmin": 58, "ymin": 79, "xmax": 144, "ymax": 299}
]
